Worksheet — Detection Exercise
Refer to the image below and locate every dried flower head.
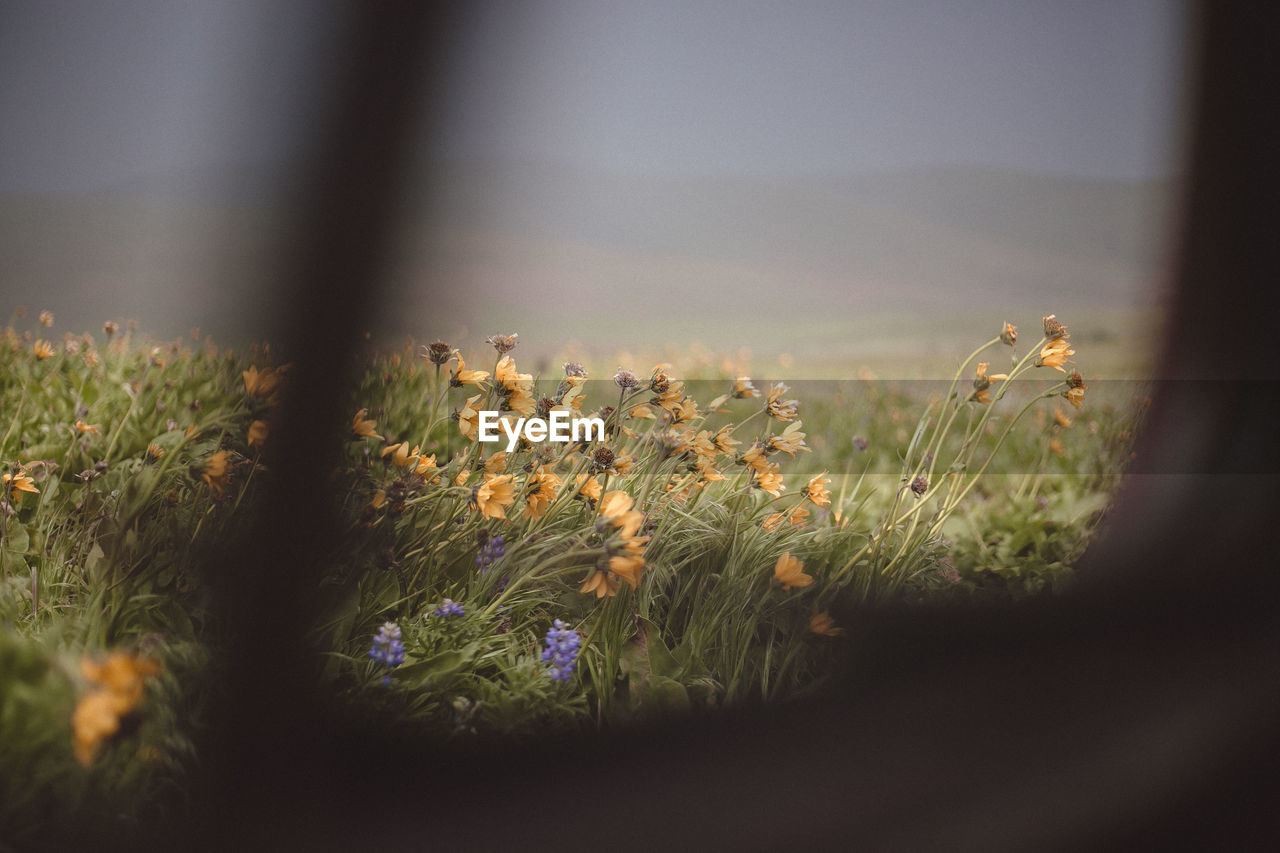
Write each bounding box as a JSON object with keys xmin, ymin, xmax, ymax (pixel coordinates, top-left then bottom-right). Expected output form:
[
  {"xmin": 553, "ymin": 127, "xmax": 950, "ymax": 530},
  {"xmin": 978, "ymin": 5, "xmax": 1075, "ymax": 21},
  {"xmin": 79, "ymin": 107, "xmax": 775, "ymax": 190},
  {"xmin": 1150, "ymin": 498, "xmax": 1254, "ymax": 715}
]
[
  {"xmin": 613, "ymin": 368, "xmax": 641, "ymax": 390},
  {"xmin": 1064, "ymin": 370, "xmax": 1087, "ymax": 409},
  {"xmin": 424, "ymin": 340, "xmax": 452, "ymax": 365},
  {"xmin": 590, "ymin": 446, "xmax": 617, "ymax": 474},
  {"xmin": 563, "ymin": 361, "xmax": 587, "ymax": 378},
  {"xmin": 103, "ymin": 320, "xmax": 118, "ymax": 337},
  {"xmin": 486, "ymin": 333, "xmax": 518, "ymax": 354},
  {"xmin": 1001, "ymin": 322, "xmax": 1017, "ymax": 346},
  {"xmin": 38, "ymin": 310, "xmax": 54, "ymax": 328},
  {"xmin": 1042, "ymin": 314, "xmax": 1068, "ymax": 340},
  {"xmin": 910, "ymin": 475, "xmax": 929, "ymax": 496}
]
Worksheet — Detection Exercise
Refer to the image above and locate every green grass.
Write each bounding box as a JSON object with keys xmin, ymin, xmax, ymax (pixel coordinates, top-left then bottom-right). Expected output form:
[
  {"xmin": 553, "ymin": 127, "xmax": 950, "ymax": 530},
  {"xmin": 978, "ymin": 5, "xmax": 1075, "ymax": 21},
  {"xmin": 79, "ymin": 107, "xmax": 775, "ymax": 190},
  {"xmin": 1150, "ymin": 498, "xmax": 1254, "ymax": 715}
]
[{"xmin": 0, "ymin": 312, "xmax": 1145, "ymax": 837}]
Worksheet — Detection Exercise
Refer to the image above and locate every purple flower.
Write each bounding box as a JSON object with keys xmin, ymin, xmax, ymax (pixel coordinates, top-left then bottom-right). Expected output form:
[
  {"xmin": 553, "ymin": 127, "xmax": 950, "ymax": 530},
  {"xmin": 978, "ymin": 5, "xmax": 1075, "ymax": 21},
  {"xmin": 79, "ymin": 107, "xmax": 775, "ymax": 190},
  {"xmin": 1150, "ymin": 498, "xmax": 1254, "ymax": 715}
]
[
  {"xmin": 432, "ymin": 598, "xmax": 466, "ymax": 618},
  {"xmin": 368, "ymin": 621, "xmax": 406, "ymax": 685},
  {"xmin": 476, "ymin": 534, "xmax": 506, "ymax": 573},
  {"xmin": 540, "ymin": 619, "xmax": 581, "ymax": 682}
]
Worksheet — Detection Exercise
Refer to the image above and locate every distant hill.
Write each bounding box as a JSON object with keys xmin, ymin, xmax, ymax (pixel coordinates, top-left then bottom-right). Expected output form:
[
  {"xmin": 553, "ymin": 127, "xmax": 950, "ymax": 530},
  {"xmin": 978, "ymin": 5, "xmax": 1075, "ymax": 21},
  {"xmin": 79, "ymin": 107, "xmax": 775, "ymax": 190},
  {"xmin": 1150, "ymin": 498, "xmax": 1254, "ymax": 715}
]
[{"xmin": 0, "ymin": 159, "xmax": 1176, "ymax": 359}]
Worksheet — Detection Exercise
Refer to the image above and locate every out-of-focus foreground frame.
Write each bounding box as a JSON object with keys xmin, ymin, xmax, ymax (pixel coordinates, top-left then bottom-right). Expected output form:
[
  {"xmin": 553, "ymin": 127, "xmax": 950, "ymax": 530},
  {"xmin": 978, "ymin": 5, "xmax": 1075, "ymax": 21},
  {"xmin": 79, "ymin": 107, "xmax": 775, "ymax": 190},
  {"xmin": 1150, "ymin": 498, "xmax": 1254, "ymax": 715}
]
[{"xmin": 73, "ymin": 2, "xmax": 1278, "ymax": 849}]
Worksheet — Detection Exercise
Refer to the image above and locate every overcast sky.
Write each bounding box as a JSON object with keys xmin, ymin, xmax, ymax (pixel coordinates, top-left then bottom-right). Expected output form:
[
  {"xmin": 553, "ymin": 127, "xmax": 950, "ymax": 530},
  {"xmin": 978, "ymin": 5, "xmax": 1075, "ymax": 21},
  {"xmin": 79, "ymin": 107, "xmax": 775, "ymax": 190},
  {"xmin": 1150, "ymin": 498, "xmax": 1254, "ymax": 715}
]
[{"xmin": 1, "ymin": 0, "xmax": 1188, "ymax": 194}]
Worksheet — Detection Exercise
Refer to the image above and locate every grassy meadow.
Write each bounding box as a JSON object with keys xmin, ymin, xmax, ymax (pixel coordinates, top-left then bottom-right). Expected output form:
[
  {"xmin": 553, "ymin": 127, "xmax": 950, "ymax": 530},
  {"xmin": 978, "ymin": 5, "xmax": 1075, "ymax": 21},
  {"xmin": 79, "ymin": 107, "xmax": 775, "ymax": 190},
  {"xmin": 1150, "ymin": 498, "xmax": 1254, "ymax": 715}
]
[{"xmin": 0, "ymin": 308, "xmax": 1147, "ymax": 840}]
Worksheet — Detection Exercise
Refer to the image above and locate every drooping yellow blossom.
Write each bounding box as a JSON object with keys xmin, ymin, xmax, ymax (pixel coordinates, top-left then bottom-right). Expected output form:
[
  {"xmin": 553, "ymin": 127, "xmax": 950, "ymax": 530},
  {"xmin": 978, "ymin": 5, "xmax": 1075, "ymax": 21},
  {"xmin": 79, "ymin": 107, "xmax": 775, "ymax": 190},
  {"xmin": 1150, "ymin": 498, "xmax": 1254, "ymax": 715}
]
[
  {"xmin": 483, "ymin": 451, "xmax": 509, "ymax": 474},
  {"xmin": 671, "ymin": 396, "xmax": 699, "ymax": 424},
  {"xmin": 242, "ymin": 365, "xmax": 286, "ymax": 400},
  {"xmin": 458, "ymin": 394, "xmax": 484, "ymax": 441},
  {"xmin": 523, "ymin": 466, "xmax": 562, "ymax": 520},
  {"xmin": 579, "ymin": 561, "xmax": 622, "ymax": 598},
  {"xmin": 1064, "ymin": 370, "xmax": 1087, "ymax": 410},
  {"xmin": 72, "ymin": 652, "xmax": 161, "ymax": 766},
  {"xmin": 449, "ymin": 351, "xmax": 490, "ymax": 388},
  {"xmin": 711, "ymin": 425, "xmax": 740, "ymax": 455},
  {"xmin": 368, "ymin": 489, "xmax": 387, "ymax": 511},
  {"xmin": 762, "ymin": 512, "xmax": 785, "ymax": 532},
  {"xmin": 1053, "ymin": 409, "xmax": 1073, "ymax": 429},
  {"xmin": 495, "ymin": 355, "xmax": 532, "ymax": 390},
  {"xmin": 741, "ymin": 443, "xmax": 770, "ymax": 475},
  {"xmin": 629, "ymin": 404, "xmax": 656, "ymax": 420},
  {"xmin": 33, "ymin": 339, "xmax": 55, "ymax": 360},
  {"xmin": 380, "ymin": 442, "xmax": 420, "ymax": 469},
  {"xmin": 3, "ymin": 471, "xmax": 38, "ymax": 503},
  {"xmin": 774, "ymin": 552, "xmax": 813, "ymax": 591},
  {"xmin": 474, "ymin": 473, "xmax": 516, "ymax": 520},
  {"xmin": 352, "ymin": 408, "xmax": 383, "ymax": 440},
  {"xmin": 694, "ymin": 457, "xmax": 725, "ymax": 482},
  {"xmin": 787, "ymin": 504, "xmax": 810, "ymax": 528},
  {"xmin": 606, "ymin": 555, "xmax": 645, "ymax": 590},
  {"xmin": 575, "ymin": 473, "xmax": 603, "ymax": 503},
  {"xmin": 733, "ymin": 377, "xmax": 760, "ymax": 399},
  {"xmin": 202, "ymin": 450, "xmax": 232, "ymax": 498},
  {"xmin": 74, "ymin": 420, "xmax": 100, "ymax": 435},
  {"xmin": 804, "ymin": 471, "xmax": 832, "ymax": 507},
  {"xmin": 505, "ymin": 384, "xmax": 538, "ymax": 417},
  {"xmin": 970, "ymin": 362, "xmax": 1010, "ymax": 404},
  {"xmin": 766, "ymin": 383, "xmax": 799, "ymax": 421},
  {"xmin": 1036, "ymin": 337, "xmax": 1075, "ymax": 372},
  {"xmin": 247, "ymin": 420, "xmax": 269, "ymax": 450},
  {"xmin": 809, "ymin": 608, "xmax": 846, "ymax": 637},
  {"xmin": 755, "ymin": 462, "xmax": 785, "ymax": 497},
  {"xmin": 769, "ymin": 421, "xmax": 810, "ymax": 456},
  {"xmin": 414, "ymin": 453, "xmax": 440, "ymax": 482}
]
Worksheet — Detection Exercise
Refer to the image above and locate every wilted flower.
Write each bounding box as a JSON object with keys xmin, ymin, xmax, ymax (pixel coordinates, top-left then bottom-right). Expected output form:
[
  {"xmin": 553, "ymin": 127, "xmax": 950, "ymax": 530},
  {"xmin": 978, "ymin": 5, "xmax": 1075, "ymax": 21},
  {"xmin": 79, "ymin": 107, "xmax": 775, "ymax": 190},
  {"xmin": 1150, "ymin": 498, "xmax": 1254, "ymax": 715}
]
[
  {"xmin": 774, "ymin": 552, "xmax": 813, "ymax": 591},
  {"xmin": 589, "ymin": 446, "xmax": 617, "ymax": 475},
  {"xmin": 910, "ymin": 475, "xmax": 929, "ymax": 496},
  {"xmin": 1042, "ymin": 314, "xmax": 1068, "ymax": 340},
  {"xmin": 1064, "ymin": 370, "xmax": 1087, "ymax": 409},
  {"xmin": 486, "ymin": 333, "xmax": 519, "ymax": 354},
  {"xmin": 970, "ymin": 362, "xmax": 1009, "ymax": 404},
  {"xmin": 352, "ymin": 408, "xmax": 383, "ymax": 440},
  {"xmin": 613, "ymin": 368, "xmax": 641, "ymax": 390},
  {"xmin": 563, "ymin": 361, "xmax": 587, "ymax": 378},
  {"xmin": 424, "ymin": 340, "xmax": 452, "ymax": 365},
  {"xmin": 540, "ymin": 619, "xmax": 581, "ymax": 682},
  {"xmin": 1000, "ymin": 322, "xmax": 1017, "ymax": 346}
]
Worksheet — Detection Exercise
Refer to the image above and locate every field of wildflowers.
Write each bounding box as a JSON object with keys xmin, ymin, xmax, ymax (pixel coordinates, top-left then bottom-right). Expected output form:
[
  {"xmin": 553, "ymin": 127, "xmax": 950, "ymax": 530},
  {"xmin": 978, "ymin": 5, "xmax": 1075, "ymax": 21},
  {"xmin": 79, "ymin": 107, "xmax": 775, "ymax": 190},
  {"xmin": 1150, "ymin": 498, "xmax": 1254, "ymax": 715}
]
[{"xmin": 0, "ymin": 308, "xmax": 1145, "ymax": 839}]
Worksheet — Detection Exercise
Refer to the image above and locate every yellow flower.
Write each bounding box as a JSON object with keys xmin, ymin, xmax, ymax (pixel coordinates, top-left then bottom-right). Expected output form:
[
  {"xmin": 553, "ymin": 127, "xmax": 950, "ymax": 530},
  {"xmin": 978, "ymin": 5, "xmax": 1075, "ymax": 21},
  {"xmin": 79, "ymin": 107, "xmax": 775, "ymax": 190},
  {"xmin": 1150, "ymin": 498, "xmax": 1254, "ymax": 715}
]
[
  {"xmin": 762, "ymin": 512, "xmax": 785, "ymax": 532},
  {"xmin": 1064, "ymin": 370, "xmax": 1087, "ymax": 410},
  {"xmin": 455, "ymin": 469, "xmax": 471, "ymax": 487},
  {"xmin": 380, "ymin": 442, "xmax": 420, "ymax": 469},
  {"xmin": 607, "ymin": 555, "xmax": 645, "ymax": 590},
  {"xmin": 741, "ymin": 443, "xmax": 770, "ymax": 475},
  {"xmin": 732, "ymin": 377, "xmax": 759, "ymax": 399},
  {"xmin": 202, "ymin": 450, "xmax": 232, "ymax": 498},
  {"xmin": 3, "ymin": 471, "xmax": 38, "ymax": 503},
  {"xmin": 415, "ymin": 453, "xmax": 440, "ymax": 482},
  {"xmin": 809, "ymin": 608, "xmax": 846, "ymax": 637},
  {"xmin": 579, "ymin": 562, "xmax": 622, "ymax": 598},
  {"xmin": 524, "ymin": 466, "xmax": 562, "ymax": 520},
  {"xmin": 352, "ymin": 408, "xmax": 383, "ymax": 440},
  {"xmin": 755, "ymin": 462, "xmax": 785, "ymax": 497},
  {"xmin": 970, "ymin": 362, "xmax": 1008, "ymax": 404},
  {"xmin": 458, "ymin": 394, "xmax": 484, "ymax": 441},
  {"xmin": 576, "ymin": 473, "xmax": 603, "ymax": 503},
  {"xmin": 769, "ymin": 422, "xmax": 810, "ymax": 456},
  {"xmin": 711, "ymin": 425, "xmax": 740, "ymax": 455},
  {"xmin": 147, "ymin": 444, "xmax": 165, "ymax": 460},
  {"xmin": 368, "ymin": 489, "xmax": 387, "ymax": 510},
  {"xmin": 506, "ymin": 384, "xmax": 538, "ymax": 417},
  {"xmin": 765, "ymin": 383, "xmax": 799, "ymax": 421},
  {"xmin": 450, "ymin": 352, "xmax": 490, "ymax": 388},
  {"xmin": 787, "ymin": 504, "xmax": 810, "ymax": 528},
  {"xmin": 247, "ymin": 419, "xmax": 269, "ymax": 450},
  {"xmin": 242, "ymin": 365, "xmax": 286, "ymax": 400},
  {"xmin": 74, "ymin": 420, "xmax": 100, "ymax": 434},
  {"xmin": 33, "ymin": 339, "xmax": 55, "ymax": 360},
  {"xmin": 1048, "ymin": 438, "xmax": 1065, "ymax": 457},
  {"xmin": 484, "ymin": 451, "xmax": 509, "ymax": 474},
  {"xmin": 474, "ymin": 473, "xmax": 516, "ymax": 520},
  {"xmin": 774, "ymin": 552, "xmax": 813, "ymax": 591},
  {"xmin": 1053, "ymin": 409, "xmax": 1073, "ymax": 429},
  {"xmin": 495, "ymin": 355, "xmax": 532, "ymax": 391},
  {"xmin": 629, "ymin": 404, "xmax": 656, "ymax": 420},
  {"xmin": 804, "ymin": 471, "xmax": 832, "ymax": 507},
  {"xmin": 73, "ymin": 652, "xmax": 160, "ymax": 766},
  {"xmin": 1036, "ymin": 337, "xmax": 1075, "ymax": 372}
]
